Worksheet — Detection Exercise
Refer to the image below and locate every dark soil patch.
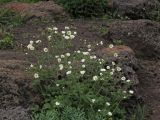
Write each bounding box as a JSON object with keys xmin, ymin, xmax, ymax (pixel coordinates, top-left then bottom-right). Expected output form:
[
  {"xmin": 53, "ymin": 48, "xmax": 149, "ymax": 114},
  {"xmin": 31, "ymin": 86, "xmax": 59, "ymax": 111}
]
[{"xmin": 137, "ymin": 59, "xmax": 160, "ymax": 120}]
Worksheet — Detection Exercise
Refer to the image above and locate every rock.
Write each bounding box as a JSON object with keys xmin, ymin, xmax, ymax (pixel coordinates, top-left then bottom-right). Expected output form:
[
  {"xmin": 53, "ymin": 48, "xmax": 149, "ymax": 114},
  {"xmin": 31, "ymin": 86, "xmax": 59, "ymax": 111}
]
[
  {"xmin": 0, "ymin": 60, "xmax": 40, "ymax": 108},
  {"xmin": 97, "ymin": 45, "xmax": 139, "ymax": 85},
  {"xmin": 4, "ymin": 1, "xmax": 67, "ymax": 19},
  {"xmin": 107, "ymin": 0, "xmax": 160, "ymax": 19},
  {"xmin": 0, "ymin": 106, "xmax": 31, "ymax": 120},
  {"xmin": 106, "ymin": 19, "xmax": 160, "ymax": 59}
]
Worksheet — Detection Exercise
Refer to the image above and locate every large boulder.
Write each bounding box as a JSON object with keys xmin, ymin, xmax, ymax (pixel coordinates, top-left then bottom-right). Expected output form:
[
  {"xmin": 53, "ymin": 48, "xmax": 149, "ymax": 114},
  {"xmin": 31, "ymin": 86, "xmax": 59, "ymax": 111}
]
[
  {"xmin": 106, "ymin": 19, "xmax": 160, "ymax": 59},
  {"xmin": 4, "ymin": 1, "xmax": 67, "ymax": 19},
  {"xmin": 97, "ymin": 45, "xmax": 139, "ymax": 86},
  {"xmin": 108, "ymin": 0, "xmax": 160, "ymax": 19}
]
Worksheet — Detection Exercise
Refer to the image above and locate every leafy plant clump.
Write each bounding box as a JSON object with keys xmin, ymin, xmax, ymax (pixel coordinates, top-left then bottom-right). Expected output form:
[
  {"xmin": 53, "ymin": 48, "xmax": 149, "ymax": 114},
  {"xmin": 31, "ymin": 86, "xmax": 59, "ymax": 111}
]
[
  {"xmin": 0, "ymin": 9, "xmax": 25, "ymax": 27},
  {"xmin": 26, "ymin": 26, "xmax": 134, "ymax": 120},
  {"xmin": 0, "ymin": 32, "xmax": 14, "ymax": 49},
  {"xmin": 55, "ymin": 0, "xmax": 108, "ymax": 18}
]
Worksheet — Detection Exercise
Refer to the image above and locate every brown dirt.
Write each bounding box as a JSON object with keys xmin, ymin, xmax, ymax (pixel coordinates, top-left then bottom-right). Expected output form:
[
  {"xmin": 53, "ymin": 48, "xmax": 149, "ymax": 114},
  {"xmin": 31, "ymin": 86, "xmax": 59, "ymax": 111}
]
[{"xmin": 137, "ymin": 59, "xmax": 160, "ymax": 120}]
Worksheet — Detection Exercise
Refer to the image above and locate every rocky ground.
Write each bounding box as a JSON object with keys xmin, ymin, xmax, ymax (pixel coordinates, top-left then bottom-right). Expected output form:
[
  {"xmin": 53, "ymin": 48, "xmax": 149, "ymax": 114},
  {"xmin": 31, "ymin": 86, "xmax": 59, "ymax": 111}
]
[{"xmin": 0, "ymin": 0, "xmax": 160, "ymax": 120}]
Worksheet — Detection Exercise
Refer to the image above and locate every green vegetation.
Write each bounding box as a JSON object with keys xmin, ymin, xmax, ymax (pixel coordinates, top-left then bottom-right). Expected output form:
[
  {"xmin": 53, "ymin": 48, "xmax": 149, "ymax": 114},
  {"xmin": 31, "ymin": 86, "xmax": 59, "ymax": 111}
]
[
  {"xmin": 0, "ymin": 32, "xmax": 14, "ymax": 49},
  {"xmin": 131, "ymin": 105, "xmax": 145, "ymax": 120},
  {"xmin": 55, "ymin": 0, "xmax": 108, "ymax": 18},
  {"xmin": 25, "ymin": 26, "xmax": 135, "ymax": 119},
  {"xmin": 0, "ymin": 8, "xmax": 25, "ymax": 27}
]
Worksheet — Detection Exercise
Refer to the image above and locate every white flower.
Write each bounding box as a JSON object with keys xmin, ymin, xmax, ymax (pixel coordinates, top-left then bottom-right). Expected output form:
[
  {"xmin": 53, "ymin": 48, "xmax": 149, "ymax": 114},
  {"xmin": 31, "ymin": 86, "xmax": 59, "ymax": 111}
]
[
  {"xmin": 106, "ymin": 102, "xmax": 110, "ymax": 106},
  {"xmin": 27, "ymin": 44, "xmax": 35, "ymax": 50},
  {"xmin": 54, "ymin": 31, "xmax": 58, "ymax": 34},
  {"xmin": 108, "ymin": 112, "xmax": 112, "ymax": 116},
  {"xmin": 129, "ymin": 90, "xmax": 134, "ymax": 94},
  {"xmin": 81, "ymin": 59, "xmax": 85, "ymax": 63},
  {"xmin": 100, "ymin": 73, "xmax": 103, "ymax": 76},
  {"xmin": 100, "ymin": 68, "xmax": 106, "ymax": 72},
  {"xmin": 121, "ymin": 76, "xmax": 126, "ymax": 81},
  {"xmin": 88, "ymin": 49, "xmax": 91, "ymax": 52},
  {"xmin": 48, "ymin": 35, "xmax": 52, "ymax": 40},
  {"xmin": 126, "ymin": 79, "xmax": 131, "ymax": 82},
  {"xmin": 83, "ymin": 52, "xmax": 89, "ymax": 55},
  {"xmin": 100, "ymin": 41, "xmax": 103, "ymax": 45},
  {"xmin": 110, "ymin": 72, "xmax": 114, "ymax": 75},
  {"xmin": 112, "ymin": 68, "xmax": 115, "ymax": 72},
  {"xmin": 35, "ymin": 40, "xmax": 41, "ymax": 43},
  {"xmin": 70, "ymin": 35, "xmax": 75, "ymax": 39},
  {"xmin": 55, "ymin": 101, "xmax": 60, "ymax": 106},
  {"xmin": 80, "ymin": 70, "xmax": 85, "ymax": 75},
  {"xmin": 30, "ymin": 64, "xmax": 34, "ymax": 68},
  {"xmin": 61, "ymin": 55, "xmax": 65, "ymax": 58},
  {"xmin": 77, "ymin": 50, "xmax": 81, "ymax": 53},
  {"xmin": 112, "ymin": 62, "xmax": 116, "ymax": 66},
  {"xmin": 68, "ymin": 61, "xmax": 71, "ymax": 64},
  {"xmin": 114, "ymin": 53, "xmax": 118, "ymax": 57},
  {"xmin": 39, "ymin": 65, "xmax": 42, "ymax": 69},
  {"xmin": 59, "ymin": 64, "xmax": 64, "ymax": 70},
  {"xmin": 57, "ymin": 58, "xmax": 61, "ymax": 63},
  {"xmin": 90, "ymin": 55, "xmax": 97, "ymax": 59},
  {"xmin": 93, "ymin": 76, "xmax": 98, "ymax": 81},
  {"xmin": 87, "ymin": 44, "xmax": 91, "ymax": 48},
  {"xmin": 98, "ymin": 109, "xmax": 101, "ymax": 112},
  {"xmin": 109, "ymin": 44, "xmax": 114, "ymax": 48},
  {"xmin": 64, "ymin": 36, "xmax": 70, "ymax": 40},
  {"xmin": 62, "ymin": 31, "xmax": 65, "ymax": 34},
  {"xmin": 96, "ymin": 43, "xmax": 99, "ymax": 46},
  {"xmin": 43, "ymin": 48, "xmax": 48, "ymax": 52},
  {"xmin": 30, "ymin": 41, "xmax": 34, "ymax": 44},
  {"xmin": 123, "ymin": 91, "xmax": 127, "ymax": 94},
  {"xmin": 53, "ymin": 27, "xmax": 58, "ymax": 31},
  {"xmin": 82, "ymin": 65, "xmax": 85, "ymax": 68},
  {"xmin": 91, "ymin": 99, "xmax": 96, "ymax": 103},
  {"xmin": 55, "ymin": 55, "xmax": 59, "ymax": 58},
  {"xmin": 56, "ymin": 84, "xmax": 60, "ymax": 87},
  {"xmin": 106, "ymin": 66, "xmax": 110, "ymax": 69},
  {"xmin": 34, "ymin": 73, "xmax": 39, "ymax": 79},
  {"xmin": 66, "ymin": 53, "xmax": 70, "ymax": 57},
  {"xmin": 65, "ymin": 26, "xmax": 69, "ymax": 29},
  {"xmin": 69, "ymin": 66, "xmax": 72, "ymax": 69},
  {"xmin": 66, "ymin": 71, "xmax": 72, "ymax": 75},
  {"xmin": 67, "ymin": 31, "xmax": 72, "ymax": 35},
  {"xmin": 74, "ymin": 31, "xmax": 77, "ymax": 35},
  {"xmin": 116, "ymin": 67, "xmax": 122, "ymax": 71}
]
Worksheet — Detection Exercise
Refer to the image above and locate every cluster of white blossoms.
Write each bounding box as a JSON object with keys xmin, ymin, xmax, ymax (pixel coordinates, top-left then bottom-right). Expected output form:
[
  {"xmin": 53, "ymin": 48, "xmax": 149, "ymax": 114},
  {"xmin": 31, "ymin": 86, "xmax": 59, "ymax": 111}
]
[
  {"xmin": 62, "ymin": 26, "xmax": 77, "ymax": 40},
  {"xmin": 27, "ymin": 26, "xmax": 134, "ymax": 118},
  {"xmin": 27, "ymin": 41, "xmax": 35, "ymax": 50}
]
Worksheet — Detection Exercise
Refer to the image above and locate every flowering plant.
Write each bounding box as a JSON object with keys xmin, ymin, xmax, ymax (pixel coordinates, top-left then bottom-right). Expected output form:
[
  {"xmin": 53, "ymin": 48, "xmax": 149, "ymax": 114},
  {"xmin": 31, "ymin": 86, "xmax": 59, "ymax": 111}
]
[{"xmin": 26, "ymin": 26, "xmax": 134, "ymax": 120}]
